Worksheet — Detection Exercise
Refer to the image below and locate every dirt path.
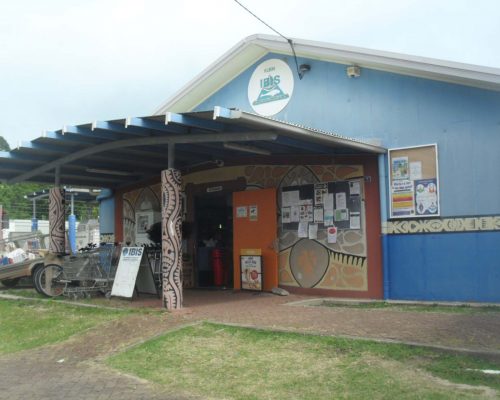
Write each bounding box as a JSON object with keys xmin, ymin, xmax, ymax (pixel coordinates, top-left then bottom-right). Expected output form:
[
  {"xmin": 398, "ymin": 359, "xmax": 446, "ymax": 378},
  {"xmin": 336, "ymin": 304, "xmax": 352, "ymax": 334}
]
[{"xmin": 1, "ymin": 290, "xmax": 500, "ymax": 399}]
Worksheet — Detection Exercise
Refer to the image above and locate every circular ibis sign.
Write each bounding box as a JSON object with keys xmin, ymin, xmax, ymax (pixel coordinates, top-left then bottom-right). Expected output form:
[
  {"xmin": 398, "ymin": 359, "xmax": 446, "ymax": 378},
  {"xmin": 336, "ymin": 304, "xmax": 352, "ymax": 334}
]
[{"xmin": 248, "ymin": 59, "xmax": 294, "ymax": 116}]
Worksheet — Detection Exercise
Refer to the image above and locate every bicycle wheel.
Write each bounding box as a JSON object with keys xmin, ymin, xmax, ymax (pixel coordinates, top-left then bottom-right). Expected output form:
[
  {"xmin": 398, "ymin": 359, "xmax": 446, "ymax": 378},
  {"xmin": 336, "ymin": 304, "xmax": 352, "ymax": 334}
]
[
  {"xmin": 36, "ymin": 264, "xmax": 66, "ymax": 297},
  {"xmin": 32, "ymin": 265, "xmax": 45, "ymax": 295}
]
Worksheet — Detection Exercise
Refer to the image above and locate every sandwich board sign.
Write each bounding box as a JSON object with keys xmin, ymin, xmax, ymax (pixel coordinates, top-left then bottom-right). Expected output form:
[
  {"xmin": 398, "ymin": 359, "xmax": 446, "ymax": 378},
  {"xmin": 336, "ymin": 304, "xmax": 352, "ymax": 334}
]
[{"xmin": 111, "ymin": 247, "xmax": 157, "ymax": 298}]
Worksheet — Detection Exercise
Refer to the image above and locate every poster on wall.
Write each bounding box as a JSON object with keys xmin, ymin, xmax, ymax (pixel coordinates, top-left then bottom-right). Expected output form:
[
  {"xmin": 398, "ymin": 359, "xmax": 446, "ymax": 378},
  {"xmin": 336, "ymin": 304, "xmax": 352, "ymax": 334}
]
[
  {"xmin": 391, "ymin": 179, "xmax": 415, "ymax": 217},
  {"xmin": 414, "ymin": 178, "xmax": 439, "ymax": 215},
  {"xmin": 249, "ymin": 205, "xmax": 258, "ymax": 221},
  {"xmin": 236, "ymin": 206, "xmax": 248, "ymax": 218},
  {"xmin": 388, "ymin": 144, "xmax": 440, "ymax": 219},
  {"xmin": 240, "ymin": 255, "xmax": 262, "ymax": 291},
  {"xmin": 313, "ymin": 206, "xmax": 324, "ymax": 223},
  {"xmin": 327, "ymin": 226, "xmax": 338, "ymax": 243},
  {"xmin": 391, "ymin": 156, "xmax": 409, "ymax": 180},
  {"xmin": 314, "ymin": 183, "xmax": 328, "ymax": 205},
  {"xmin": 324, "ymin": 209, "xmax": 334, "ymax": 226},
  {"xmin": 281, "ymin": 207, "xmax": 291, "ymax": 223}
]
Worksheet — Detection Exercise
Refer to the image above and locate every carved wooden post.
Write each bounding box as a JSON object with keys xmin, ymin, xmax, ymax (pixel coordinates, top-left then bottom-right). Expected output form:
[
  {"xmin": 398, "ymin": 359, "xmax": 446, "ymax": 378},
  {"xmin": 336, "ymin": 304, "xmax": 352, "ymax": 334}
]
[
  {"xmin": 49, "ymin": 187, "xmax": 66, "ymax": 254},
  {"xmin": 161, "ymin": 169, "xmax": 183, "ymax": 309}
]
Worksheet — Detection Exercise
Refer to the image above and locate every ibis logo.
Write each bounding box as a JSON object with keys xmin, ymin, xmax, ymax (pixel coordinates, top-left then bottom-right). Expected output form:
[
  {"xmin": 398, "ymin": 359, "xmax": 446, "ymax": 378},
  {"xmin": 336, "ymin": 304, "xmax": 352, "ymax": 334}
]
[
  {"xmin": 122, "ymin": 247, "xmax": 143, "ymax": 257},
  {"xmin": 248, "ymin": 59, "xmax": 294, "ymax": 116}
]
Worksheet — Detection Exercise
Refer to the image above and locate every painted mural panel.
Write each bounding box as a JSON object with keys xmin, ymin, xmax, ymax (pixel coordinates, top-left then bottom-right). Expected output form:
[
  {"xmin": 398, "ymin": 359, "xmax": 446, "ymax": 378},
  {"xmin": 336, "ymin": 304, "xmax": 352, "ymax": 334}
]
[{"xmin": 122, "ymin": 163, "xmax": 368, "ymax": 292}]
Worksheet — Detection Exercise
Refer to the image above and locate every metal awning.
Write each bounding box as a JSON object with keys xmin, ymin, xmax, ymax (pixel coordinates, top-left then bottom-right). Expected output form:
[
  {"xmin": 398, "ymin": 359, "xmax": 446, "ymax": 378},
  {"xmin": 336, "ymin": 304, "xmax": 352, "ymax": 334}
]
[{"xmin": 0, "ymin": 107, "xmax": 385, "ymax": 188}]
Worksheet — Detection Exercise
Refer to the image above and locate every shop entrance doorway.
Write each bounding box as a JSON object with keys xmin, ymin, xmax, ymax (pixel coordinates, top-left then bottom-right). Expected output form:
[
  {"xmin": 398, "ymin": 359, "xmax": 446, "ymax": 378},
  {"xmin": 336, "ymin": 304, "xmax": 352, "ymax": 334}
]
[
  {"xmin": 233, "ymin": 188, "xmax": 278, "ymax": 291},
  {"xmin": 194, "ymin": 193, "xmax": 233, "ymax": 288}
]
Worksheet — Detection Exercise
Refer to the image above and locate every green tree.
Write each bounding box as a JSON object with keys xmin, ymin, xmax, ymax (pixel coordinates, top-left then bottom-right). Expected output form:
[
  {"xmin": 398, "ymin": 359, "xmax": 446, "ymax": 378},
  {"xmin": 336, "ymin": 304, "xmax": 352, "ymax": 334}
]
[
  {"xmin": 0, "ymin": 136, "xmax": 98, "ymax": 221},
  {"xmin": 0, "ymin": 136, "xmax": 10, "ymax": 151}
]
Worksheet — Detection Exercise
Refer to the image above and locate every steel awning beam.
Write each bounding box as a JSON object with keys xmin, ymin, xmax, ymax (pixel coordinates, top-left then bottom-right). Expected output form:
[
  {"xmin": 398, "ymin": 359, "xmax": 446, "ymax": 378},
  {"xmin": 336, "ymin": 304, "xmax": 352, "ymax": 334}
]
[
  {"xmin": 91, "ymin": 121, "xmax": 153, "ymax": 137},
  {"xmin": 8, "ymin": 132, "xmax": 277, "ymax": 184},
  {"xmin": 165, "ymin": 112, "xmax": 225, "ymax": 131}
]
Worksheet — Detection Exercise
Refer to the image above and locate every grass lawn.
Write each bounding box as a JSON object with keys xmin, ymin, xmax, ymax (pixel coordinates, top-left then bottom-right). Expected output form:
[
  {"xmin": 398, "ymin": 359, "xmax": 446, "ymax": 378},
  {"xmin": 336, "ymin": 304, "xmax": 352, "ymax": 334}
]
[
  {"xmin": 320, "ymin": 300, "xmax": 500, "ymax": 314},
  {"xmin": 0, "ymin": 299, "xmax": 127, "ymax": 354},
  {"xmin": 107, "ymin": 322, "xmax": 499, "ymax": 400}
]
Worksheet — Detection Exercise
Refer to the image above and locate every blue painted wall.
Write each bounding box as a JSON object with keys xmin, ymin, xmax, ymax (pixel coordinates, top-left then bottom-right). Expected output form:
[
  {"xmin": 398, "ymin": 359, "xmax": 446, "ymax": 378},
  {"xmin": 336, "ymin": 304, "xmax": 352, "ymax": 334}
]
[
  {"xmin": 194, "ymin": 51, "xmax": 500, "ymax": 302},
  {"xmin": 195, "ymin": 53, "xmax": 500, "ymax": 218},
  {"xmin": 388, "ymin": 231, "xmax": 500, "ymax": 302}
]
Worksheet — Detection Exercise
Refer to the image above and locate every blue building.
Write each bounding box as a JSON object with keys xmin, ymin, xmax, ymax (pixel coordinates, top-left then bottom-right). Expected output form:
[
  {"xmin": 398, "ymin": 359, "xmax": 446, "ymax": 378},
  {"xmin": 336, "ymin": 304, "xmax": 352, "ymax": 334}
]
[{"xmin": 2, "ymin": 34, "xmax": 499, "ymax": 306}]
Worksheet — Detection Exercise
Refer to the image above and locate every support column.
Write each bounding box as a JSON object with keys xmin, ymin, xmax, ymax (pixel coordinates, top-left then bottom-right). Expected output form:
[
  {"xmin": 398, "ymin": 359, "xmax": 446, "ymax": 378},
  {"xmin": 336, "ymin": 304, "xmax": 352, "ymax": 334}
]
[
  {"xmin": 378, "ymin": 153, "xmax": 390, "ymax": 300},
  {"xmin": 161, "ymin": 168, "xmax": 183, "ymax": 310},
  {"xmin": 49, "ymin": 187, "xmax": 66, "ymax": 254}
]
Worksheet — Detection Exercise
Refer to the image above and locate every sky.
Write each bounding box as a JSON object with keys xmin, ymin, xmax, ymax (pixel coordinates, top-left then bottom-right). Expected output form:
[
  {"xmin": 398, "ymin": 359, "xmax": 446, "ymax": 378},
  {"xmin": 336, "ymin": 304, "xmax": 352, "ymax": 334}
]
[{"xmin": 0, "ymin": 0, "xmax": 499, "ymax": 148}]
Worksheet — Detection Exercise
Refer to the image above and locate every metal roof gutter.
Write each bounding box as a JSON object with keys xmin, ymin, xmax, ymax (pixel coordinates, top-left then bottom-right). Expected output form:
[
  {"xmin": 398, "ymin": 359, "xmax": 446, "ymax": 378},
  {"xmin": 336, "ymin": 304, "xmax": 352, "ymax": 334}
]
[{"xmin": 213, "ymin": 107, "xmax": 386, "ymax": 154}]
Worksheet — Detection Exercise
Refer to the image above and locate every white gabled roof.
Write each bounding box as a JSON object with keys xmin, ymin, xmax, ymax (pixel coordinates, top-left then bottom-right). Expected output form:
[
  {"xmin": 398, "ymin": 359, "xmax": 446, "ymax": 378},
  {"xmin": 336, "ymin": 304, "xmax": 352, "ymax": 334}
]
[{"xmin": 154, "ymin": 34, "xmax": 500, "ymax": 114}]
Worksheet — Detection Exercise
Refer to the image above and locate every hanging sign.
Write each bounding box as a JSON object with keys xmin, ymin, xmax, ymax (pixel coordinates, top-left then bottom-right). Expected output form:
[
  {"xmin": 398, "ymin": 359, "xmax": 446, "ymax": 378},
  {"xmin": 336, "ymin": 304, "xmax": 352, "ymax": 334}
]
[{"xmin": 248, "ymin": 58, "xmax": 294, "ymax": 116}]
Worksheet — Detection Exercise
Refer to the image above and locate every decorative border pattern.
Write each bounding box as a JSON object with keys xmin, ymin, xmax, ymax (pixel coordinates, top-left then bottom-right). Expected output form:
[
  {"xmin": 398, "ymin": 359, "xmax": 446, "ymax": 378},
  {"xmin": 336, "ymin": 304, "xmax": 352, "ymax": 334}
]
[
  {"xmin": 161, "ymin": 169, "xmax": 183, "ymax": 310},
  {"xmin": 49, "ymin": 188, "xmax": 66, "ymax": 254},
  {"xmin": 383, "ymin": 215, "xmax": 500, "ymax": 234}
]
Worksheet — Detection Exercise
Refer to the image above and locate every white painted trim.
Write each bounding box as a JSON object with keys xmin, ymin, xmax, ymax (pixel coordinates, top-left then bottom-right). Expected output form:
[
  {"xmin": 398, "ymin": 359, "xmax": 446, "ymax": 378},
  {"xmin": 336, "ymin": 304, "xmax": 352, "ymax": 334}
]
[{"xmin": 155, "ymin": 34, "xmax": 500, "ymax": 115}]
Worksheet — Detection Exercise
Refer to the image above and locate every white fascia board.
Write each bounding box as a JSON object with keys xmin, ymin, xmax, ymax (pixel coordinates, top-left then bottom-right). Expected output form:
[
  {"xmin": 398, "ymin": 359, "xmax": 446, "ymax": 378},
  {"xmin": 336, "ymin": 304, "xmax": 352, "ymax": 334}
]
[
  {"xmin": 254, "ymin": 34, "xmax": 500, "ymax": 90},
  {"xmin": 156, "ymin": 34, "xmax": 500, "ymax": 114}
]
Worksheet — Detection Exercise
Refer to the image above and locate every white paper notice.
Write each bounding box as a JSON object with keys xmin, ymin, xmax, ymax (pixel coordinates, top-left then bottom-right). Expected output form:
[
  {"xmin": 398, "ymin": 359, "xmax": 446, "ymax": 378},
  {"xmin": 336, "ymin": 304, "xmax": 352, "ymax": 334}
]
[
  {"xmin": 350, "ymin": 212, "xmax": 361, "ymax": 229},
  {"xmin": 290, "ymin": 206, "xmax": 300, "ymax": 222},
  {"xmin": 308, "ymin": 223, "xmax": 318, "ymax": 240},
  {"xmin": 324, "ymin": 209, "xmax": 334, "ymax": 226},
  {"xmin": 324, "ymin": 193, "xmax": 334, "ymax": 211},
  {"xmin": 299, "ymin": 201, "xmax": 314, "ymax": 222},
  {"xmin": 313, "ymin": 206, "xmax": 324, "ymax": 223},
  {"xmin": 236, "ymin": 206, "xmax": 247, "ymax": 218},
  {"xmin": 281, "ymin": 207, "xmax": 291, "ymax": 223},
  {"xmin": 410, "ymin": 161, "xmax": 422, "ymax": 180},
  {"xmin": 282, "ymin": 190, "xmax": 300, "ymax": 207},
  {"xmin": 335, "ymin": 208, "xmax": 349, "ymax": 222},
  {"xmin": 335, "ymin": 192, "xmax": 347, "ymax": 209},
  {"xmin": 327, "ymin": 226, "xmax": 338, "ymax": 243},
  {"xmin": 249, "ymin": 205, "xmax": 258, "ymax": 221},
  {"xmin": 314, "ymin": 183, "xmax": 328, "ymax": 205},
  {"xmin": 298, "ymin": 222, "xmax": 308, "ymax": 238},
  {"xmin": 349, "ymin": 181, "xmax": 361, "ymax": 196}
]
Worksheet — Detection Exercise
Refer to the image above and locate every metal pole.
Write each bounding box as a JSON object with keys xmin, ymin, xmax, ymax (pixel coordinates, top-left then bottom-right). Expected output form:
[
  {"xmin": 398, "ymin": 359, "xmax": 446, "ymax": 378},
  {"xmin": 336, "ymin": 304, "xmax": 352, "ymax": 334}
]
[
  {"xmin": 31, "ymin": 199, "xmax": 38, "ymax": 232},
  {"xmin": 168, "ymin": 143, "xmax": 175, "ymax": 169},
  {"xmin": 68, "ymin": 193, "xmax": 77, "ymax": 254}
]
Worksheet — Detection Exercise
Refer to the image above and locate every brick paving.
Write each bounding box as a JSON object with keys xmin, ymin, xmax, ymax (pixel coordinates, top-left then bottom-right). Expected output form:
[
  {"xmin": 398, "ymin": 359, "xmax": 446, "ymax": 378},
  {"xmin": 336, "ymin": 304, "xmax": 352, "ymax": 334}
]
[{"xmin": 0, "ymin": 289, "xmax": 499, "ymax": 399}]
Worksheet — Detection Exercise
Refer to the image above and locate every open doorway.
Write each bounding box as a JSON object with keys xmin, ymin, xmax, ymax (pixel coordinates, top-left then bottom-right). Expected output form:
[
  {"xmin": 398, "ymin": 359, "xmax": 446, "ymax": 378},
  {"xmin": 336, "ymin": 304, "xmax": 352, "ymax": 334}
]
[{"xmin": 194, "ymin": 193, "xmax": 233, "ymax": 288}]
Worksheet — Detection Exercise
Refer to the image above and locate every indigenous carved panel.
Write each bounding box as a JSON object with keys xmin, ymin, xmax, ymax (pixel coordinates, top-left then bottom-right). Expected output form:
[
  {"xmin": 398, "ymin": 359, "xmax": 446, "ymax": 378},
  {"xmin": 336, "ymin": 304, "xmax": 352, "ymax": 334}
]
[
  {"xmin": 49, "ymin": 187, "xmax": 66, "ymax": 254},
  {"xmin": 383, "ymin": 215, "xmax": 500, "ymax": 234},
  {"xmin": 161, "ymin": 169, "xmax": 183, "ymax": 310}
]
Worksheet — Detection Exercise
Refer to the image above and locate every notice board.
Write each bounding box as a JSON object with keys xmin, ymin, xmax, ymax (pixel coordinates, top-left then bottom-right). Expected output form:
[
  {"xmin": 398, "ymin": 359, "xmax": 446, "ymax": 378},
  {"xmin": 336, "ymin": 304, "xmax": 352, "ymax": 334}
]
[
  {"xmin": 281, "ymin": 179, "xmax": 363, "ymax": 231},
  {"xmin": 388, "ymin": 144, "xmax": 440, "ymax": 218}
]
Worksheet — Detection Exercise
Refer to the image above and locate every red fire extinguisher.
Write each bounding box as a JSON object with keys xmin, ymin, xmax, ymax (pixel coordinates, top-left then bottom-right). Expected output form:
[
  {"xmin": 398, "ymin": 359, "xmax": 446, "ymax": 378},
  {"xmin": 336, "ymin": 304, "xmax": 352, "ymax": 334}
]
[{"xmin": 211, "ymin": 248, "xmax": 225, "ymax": 286}]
